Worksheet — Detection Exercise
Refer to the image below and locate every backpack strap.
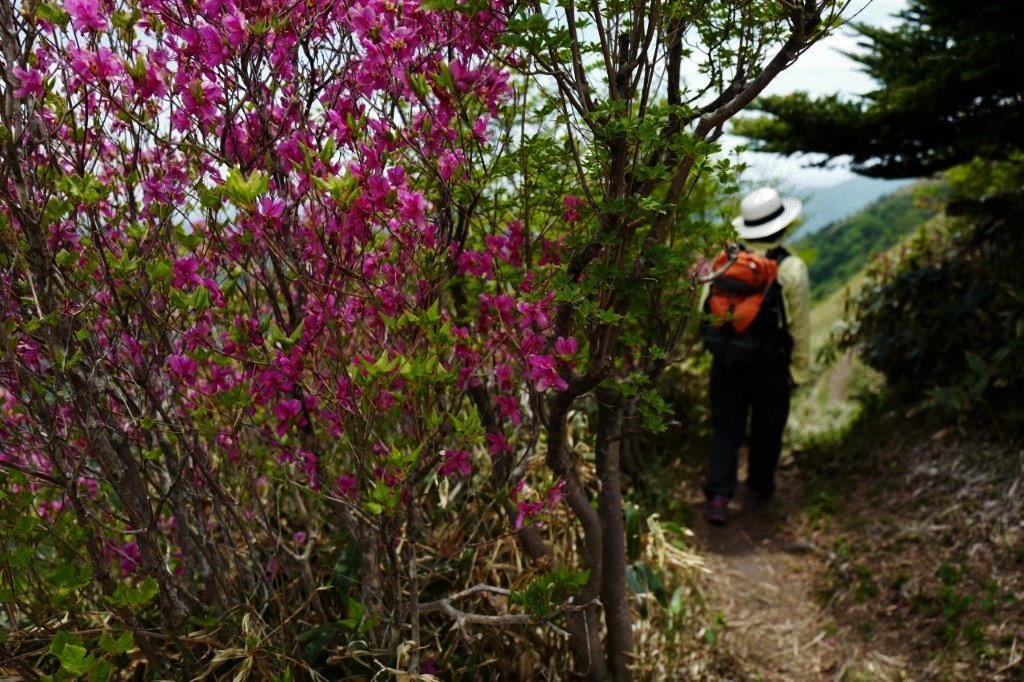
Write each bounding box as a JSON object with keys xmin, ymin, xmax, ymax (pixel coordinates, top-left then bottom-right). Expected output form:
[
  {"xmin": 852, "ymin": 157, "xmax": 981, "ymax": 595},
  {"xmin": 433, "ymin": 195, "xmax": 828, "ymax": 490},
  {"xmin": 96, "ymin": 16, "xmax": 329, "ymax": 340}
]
[
  {"xmin": 765, "ymin": 245, "xmax": 789, "ymax": 263},
  {"xmin": 764, "ymin": 246, "xmax": 789, "ymax": 328}
]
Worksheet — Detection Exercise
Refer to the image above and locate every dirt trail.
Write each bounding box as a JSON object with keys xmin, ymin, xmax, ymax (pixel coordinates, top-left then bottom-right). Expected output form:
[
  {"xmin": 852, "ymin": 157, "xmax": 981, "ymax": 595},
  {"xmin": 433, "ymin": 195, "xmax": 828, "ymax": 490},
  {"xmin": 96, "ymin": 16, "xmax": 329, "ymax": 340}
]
[
  {"xmin": 827, "ymin": 351, "xmax": 854, "ymax": 403},
  {"xmin": 682, "ymin": 351, "xmax": 1024, "ymax": 681},
  {"xmin": 688, "ymin": 468, "xmax": 864, "ymax": 681}
]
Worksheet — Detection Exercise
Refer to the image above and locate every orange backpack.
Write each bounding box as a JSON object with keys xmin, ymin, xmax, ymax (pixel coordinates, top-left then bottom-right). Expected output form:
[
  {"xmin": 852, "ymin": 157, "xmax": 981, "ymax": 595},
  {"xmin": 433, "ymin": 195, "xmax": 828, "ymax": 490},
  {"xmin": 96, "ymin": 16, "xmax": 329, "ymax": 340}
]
[
  {"xmin": 706, "ymin": 248, "xmax": 778, "ymax": 332},
  {"xmin": 701, "ymin": 245, "xmax": 792, "ymax": 364}
]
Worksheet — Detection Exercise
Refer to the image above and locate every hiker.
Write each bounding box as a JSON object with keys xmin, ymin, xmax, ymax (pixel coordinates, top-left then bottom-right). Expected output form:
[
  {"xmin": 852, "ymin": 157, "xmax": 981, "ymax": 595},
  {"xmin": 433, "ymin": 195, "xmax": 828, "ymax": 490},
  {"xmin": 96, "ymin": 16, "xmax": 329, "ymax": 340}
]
[{"xmin": 701, "ymin": 187, "xmax": 811, "ymax": 525}]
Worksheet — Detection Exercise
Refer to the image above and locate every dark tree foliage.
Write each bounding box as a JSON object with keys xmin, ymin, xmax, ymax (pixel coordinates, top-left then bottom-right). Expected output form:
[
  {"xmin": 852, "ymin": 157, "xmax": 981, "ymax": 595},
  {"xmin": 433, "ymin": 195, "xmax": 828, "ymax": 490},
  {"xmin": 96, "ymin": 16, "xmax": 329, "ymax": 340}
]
[
  {"xmin": 843, "ymin": 193, "xmax": 1024, "ymax": 432},
  {"xmin": 732, "ymin": 0, "xmax": 1024, "ymax": 178}
]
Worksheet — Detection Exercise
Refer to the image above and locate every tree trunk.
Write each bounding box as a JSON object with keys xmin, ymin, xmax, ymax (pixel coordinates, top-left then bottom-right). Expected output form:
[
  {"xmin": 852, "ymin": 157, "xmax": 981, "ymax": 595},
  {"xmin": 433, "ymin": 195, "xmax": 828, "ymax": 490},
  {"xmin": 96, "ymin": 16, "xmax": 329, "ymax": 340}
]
[
  {"xmin": 546, "ymin": 409, "xmax": 610, "ymax": 680},
  {"xmin": 596, "ymin": 388, "xmax": 633, "ymax": 681}
]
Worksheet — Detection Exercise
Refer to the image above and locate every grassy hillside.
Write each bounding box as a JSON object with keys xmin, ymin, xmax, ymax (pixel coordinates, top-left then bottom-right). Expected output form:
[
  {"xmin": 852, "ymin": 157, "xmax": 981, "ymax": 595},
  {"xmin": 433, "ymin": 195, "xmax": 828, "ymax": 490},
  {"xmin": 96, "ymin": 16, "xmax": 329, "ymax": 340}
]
[{"xmin": 793, "ymin": 180, "xmax": 944, "ymax": 302}]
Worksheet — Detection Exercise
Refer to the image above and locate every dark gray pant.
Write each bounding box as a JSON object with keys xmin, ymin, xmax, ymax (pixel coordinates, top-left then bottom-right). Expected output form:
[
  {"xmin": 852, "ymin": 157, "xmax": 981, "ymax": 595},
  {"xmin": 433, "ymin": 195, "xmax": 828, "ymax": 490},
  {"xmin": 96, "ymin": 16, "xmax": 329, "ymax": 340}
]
[{"xmin": 703, "ymin": 356, "xmax": 791, "ymax": 500}]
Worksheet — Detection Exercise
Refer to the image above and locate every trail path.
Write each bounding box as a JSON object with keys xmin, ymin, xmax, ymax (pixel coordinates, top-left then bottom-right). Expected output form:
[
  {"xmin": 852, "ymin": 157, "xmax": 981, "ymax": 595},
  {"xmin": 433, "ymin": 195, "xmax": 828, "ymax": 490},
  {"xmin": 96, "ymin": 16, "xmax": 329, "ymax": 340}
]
[
  {"xmin": 687, "ymin": 466, "xmax": 862, "ymax": 681},
  {"xmin": 685, "ymin": 349, "xmax": 905, "ymax": 680},
  {"xmin": 681, "ymin": 353, "xmax": 1024, "ymax": 681}
]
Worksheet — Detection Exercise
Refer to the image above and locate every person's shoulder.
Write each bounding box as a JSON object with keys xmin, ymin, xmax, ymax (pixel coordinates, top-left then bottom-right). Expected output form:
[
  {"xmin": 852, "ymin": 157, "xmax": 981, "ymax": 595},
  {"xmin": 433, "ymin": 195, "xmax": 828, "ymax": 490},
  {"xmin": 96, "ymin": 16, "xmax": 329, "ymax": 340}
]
[
  {"xmin": 776, "ymin": 248, "xmax": 809, "ymax": 280},
  {"xmin": 779, "ymin": 247, "xmax": 806, "ymax": 266}
]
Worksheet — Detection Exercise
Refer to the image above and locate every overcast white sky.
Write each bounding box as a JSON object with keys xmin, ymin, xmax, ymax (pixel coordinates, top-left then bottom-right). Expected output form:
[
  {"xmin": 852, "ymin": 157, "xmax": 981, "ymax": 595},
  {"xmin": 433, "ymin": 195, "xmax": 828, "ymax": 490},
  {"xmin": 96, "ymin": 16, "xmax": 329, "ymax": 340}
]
[{"xmin": 735, "ymin": 0, "xmax": 908, "ymax": 187}]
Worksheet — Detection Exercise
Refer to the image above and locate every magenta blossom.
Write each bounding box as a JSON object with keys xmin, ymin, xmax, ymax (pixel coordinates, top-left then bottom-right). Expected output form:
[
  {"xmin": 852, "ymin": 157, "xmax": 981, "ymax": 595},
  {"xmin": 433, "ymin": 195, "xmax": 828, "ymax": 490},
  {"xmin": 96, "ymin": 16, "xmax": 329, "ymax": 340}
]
[
  {"xmin": 222, "ymin": 9, "xmax": 249, "ymax": 47},
  {"xmin": 11, "ymin": 67, "xmax": 44, "ymax": 99},
  {"xmin": 515, "ymin": 500, "xmax": 544, "ymax": 529},
  {"xmin": 113, "ymin": 540, "xmax": 141, "ymax": 575},
  {"xmin": 526, "ymin": 354, "xmax": 568, "ymax": 392},
  {"xmin": 167, "ymin": 354, "xmax": 198, "ymax": 386},
  {"xmin": 486, "ymin": 432, "xmax": 512, "ymax": 456},
  {"xmin": 172, "ymin": 256, "xmax": 201, "ymax": 289},
  {"xmin": 439, "ymin": 449, "xmax": 472, "ymax": 477},
  {"xmin": 563, "ymin": 195, "xmax": 584, "ymax": 222},
  {"xmin": 554, "ymin": 336, "xmax": 578, "ymax": 358},
  {"xmin": 65, "ymin": 0, "xmax": 108, "ymax": 32},
  {"xmin": 438, "ymin": 149, "xmax": 463, "ymax": 181},
  {"xmin": 512, "ymin": 479, "xmax": 568, "ymax": 529},
  {"xmin": 495, "ymin": 394, "xmax": 521, "ymax": 425},
  {"xmin": 273, "ymin": 398, "xmax": 303, "ymax": 422},
  {"xmin": 336, "ymin": 474, "xmax": 357, "ymax": 498}
]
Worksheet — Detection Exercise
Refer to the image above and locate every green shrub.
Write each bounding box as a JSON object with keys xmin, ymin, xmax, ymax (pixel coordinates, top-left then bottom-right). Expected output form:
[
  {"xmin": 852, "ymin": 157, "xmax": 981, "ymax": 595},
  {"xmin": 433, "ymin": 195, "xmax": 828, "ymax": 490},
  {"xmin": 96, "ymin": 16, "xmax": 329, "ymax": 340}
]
[{"xmin": 841, "ymin": 189, "xmax": 1024, "ymax": 433}]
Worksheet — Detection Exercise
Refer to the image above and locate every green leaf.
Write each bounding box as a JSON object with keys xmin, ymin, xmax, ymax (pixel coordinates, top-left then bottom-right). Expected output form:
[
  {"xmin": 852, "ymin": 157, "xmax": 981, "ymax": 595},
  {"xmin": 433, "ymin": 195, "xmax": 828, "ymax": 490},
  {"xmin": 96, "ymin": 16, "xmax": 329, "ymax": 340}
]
[
  {"xmin": 35, "ymin": 2, "xmax": 70, "ymax": 26},
  {"xmin": 145, "ymin": 259, "xmax": 173, "ymax": 282},
  {"xmin": 339, "ymin": 597, "xmax": 366, "ymax": 630},
  {"xmin": 964, "ymin": 351, "xmax": 989, "ymax": 396},
  {"xmin": 419, "ymin": 0, "xmax": 457, "ymax": 9},
  {"xmin": 57, "ymin": 643, "xmax": 90, "ymax": 675},
  {"xmin": 190, "ymin": 286, "xmax": 211, "ymax": 311},
  {"xmin": 10, "ymin": 544, "xmax": 33, "ymax": 567},
  {"xmin": 221, "ymin": 168, "xmax": 269, "ymax": 209},
  {"xmin": 108, "ymin": 577, "xmax": 159, "ymax": 608},
  {"xmin": 197, "ymin": 185, "xmax": 223, "ymax": 210},
  {"xmin": 266, "ymin": 319, "xmax": 304, "ymax": 350},
  {"xmin": 312, "ymin": 174, "xmax": 359, "ymax": 206},
  {"xmin": 89, "ymin": 658, "xmax": 115, "ymax": 682},
  {"xmin": 510, "ymin": 567, "xmax": 589, "ymax": 617},
  {"xmin": 50, "ymin": 630, "xmax": 84, "ymax": 657},
  {"xmin": 98, "ymin": 631, "xmax": 134, "ymax": 655},
  {"xmin": 52, "ymin": 562, "xmax": 91, "ymax": 591},
  {"xmin": 55, "ymin": 249, "xmax": 76, "ymax": 267}
]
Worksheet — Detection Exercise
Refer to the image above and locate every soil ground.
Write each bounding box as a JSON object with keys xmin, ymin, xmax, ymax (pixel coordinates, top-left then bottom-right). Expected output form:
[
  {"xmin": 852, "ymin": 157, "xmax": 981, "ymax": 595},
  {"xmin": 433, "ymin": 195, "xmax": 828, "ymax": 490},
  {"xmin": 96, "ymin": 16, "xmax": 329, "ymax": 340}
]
[{"xmin": 682, "ymin": 401, "xmax": 1024, "ymax": 681}]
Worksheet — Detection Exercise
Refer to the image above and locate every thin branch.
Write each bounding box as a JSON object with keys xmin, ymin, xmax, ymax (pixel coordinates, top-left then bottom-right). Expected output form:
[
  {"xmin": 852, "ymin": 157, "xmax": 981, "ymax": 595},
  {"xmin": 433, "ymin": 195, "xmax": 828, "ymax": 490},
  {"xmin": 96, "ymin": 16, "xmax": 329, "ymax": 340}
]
[{"xmin": 418, "ymin": 585, "xmax": 600, "ymax": 637}]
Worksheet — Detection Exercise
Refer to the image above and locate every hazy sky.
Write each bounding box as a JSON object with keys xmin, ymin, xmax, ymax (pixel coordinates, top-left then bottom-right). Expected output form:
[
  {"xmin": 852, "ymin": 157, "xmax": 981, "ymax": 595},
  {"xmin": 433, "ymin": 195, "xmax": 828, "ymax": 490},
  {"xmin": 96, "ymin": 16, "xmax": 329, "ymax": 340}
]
[{"xmin": 736, "ymin": 0, "xmax": 908, "ymax": 187}]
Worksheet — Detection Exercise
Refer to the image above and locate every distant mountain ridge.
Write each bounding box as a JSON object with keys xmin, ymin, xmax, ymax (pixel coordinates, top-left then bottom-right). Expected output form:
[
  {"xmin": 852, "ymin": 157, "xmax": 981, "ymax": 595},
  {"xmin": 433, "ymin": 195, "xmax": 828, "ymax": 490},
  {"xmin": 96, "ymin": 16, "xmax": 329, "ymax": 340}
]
[
  {"xmin": 793, "ymin": 176, "xmax": 914, "ymax": 237},
  {"xmin": 792, "ymin": 179, "xmax": 942, "ymax": 301}
]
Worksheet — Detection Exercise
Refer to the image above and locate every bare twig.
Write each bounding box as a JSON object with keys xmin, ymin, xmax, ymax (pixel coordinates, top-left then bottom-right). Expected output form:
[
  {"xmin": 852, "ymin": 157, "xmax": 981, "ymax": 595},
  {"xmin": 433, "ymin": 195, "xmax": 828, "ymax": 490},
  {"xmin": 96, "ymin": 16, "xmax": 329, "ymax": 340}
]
[{"xmin": 418, "ymin": 584, "xmax": 600, "ymax": 639}]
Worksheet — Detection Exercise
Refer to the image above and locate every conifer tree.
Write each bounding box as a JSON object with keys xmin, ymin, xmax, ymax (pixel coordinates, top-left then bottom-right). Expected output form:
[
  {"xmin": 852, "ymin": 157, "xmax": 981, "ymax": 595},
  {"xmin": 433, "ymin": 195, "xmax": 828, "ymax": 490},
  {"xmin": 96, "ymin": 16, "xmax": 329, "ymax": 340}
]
[{"xmin": 733, "ymin": 0, "xmax": 1024, "ymax": 177}]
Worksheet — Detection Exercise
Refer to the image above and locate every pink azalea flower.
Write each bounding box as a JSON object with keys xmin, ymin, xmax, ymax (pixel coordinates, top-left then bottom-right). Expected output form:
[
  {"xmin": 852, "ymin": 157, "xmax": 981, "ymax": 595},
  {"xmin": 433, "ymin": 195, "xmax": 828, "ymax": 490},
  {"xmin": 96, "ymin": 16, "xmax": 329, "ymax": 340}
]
[
  {"xmin": 546, "ymin": 480, "xmax": 567, "ymax": 506},
  {"xmin": 65, "ymin": 0, "xmax": 108, "ymax": 32},
  {"xmin": 397, "ymin": 188, "xmax": 426, "ymax": 226},
  {"xmin": 273, "ymin": 398, "xmax": 302, "ymax": 422},
  {"xmin": 494, "ymin": 364, "xmax": 514, "ymax": 391},
  {"xmin": 554, "ymin": 336, "xmax": 578, "ymax": 358},
  {"xmin": 439, "ymin": 449, "xmax": 472, "ymax": 477},
  {"xmin": 515, "ymin": 500, "xmax": 544, "ymax": 529},
  {"xmin": 486, "ymin": 432, "xmax": 512, "ymax": 456},
  {"xmin": 438, "ymin": 149, "xmax": 462, "ymax": 181},
  {"xmin": 563, "ymin": 194, "xmax": 584, "ymax": 222},
  {"xmin": 172, "ymin": 256, "xmax": 201, "ymax": 289},
  {"xmin": 114, "ymin": 540, "xmax": 141, "ymax": 575},
  {"xmin": 526, "ymin": 354, "xmax": 568, "ymax": 392},
  {"xmin": 223, "ymin": 9, "xmax": 248, "ymax": 47},
  {"xmin": 495, "ymin": 394, "xmax": 521, "ymax": 425},
  {"xmin": 336, "ymin": 474, "xmax": 357, "ymax": 498},
  {"xmin": 298, "ymin": 450, "xmax": 319, "ymax": 490},
  {"xmin": 167, "ymin": 353, "xmax": 199, "ymax": 386},
  {"xmin": 510, "ymin": 479, "xmax": 526, "ymax": 502},
  {"xmin": 11, "ymin": 67, "xmax": 44, "ymax": 99},
  {"xmin": 181, "ymin": 79, "xmax": 223, "ymax": 129},
  {"xmin": 457, "ymin": 250, "xmax": 494, "ymax": 278},
  {"xmin": 472, "ymin": 116, "xmax": 489, "ymax": 143}
]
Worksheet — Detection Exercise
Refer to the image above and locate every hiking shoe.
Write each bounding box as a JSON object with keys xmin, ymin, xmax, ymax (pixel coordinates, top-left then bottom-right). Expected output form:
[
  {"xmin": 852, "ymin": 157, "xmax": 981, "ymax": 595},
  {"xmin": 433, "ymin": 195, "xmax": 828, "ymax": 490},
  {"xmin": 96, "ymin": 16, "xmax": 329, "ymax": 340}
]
[{"xmin": 704, "ymin": 496, "xmax": 729, "ymax": 525}]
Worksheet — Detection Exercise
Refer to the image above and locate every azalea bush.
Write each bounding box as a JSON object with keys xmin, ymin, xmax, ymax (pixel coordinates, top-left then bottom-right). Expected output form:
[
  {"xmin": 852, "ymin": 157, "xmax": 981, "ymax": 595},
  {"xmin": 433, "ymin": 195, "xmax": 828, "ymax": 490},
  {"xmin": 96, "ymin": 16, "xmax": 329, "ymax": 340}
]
[
  {"xmin": 1, "ymin": 0, "xmax": 544, "ymax": 675},
  {"xmin": 0, "ymin": 0, "xmax": 843, "ymax": 676}
]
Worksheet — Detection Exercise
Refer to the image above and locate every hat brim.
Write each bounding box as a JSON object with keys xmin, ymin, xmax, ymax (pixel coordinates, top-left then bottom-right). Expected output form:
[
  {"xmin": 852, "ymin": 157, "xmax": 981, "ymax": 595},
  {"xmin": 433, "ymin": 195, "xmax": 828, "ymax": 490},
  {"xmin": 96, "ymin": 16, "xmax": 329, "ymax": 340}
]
[{"xmin": 732, "ymin": 198, "xmax": 802, "ymax": 240}]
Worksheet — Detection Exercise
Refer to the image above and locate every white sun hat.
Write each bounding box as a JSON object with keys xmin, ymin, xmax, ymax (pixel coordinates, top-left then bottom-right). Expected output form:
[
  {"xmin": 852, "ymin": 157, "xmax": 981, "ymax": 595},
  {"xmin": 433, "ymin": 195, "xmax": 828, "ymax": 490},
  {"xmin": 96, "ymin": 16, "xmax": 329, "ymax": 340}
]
[{"xmin": 732, "ymin": 187, "xmax": 802, "ymax": 240}]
